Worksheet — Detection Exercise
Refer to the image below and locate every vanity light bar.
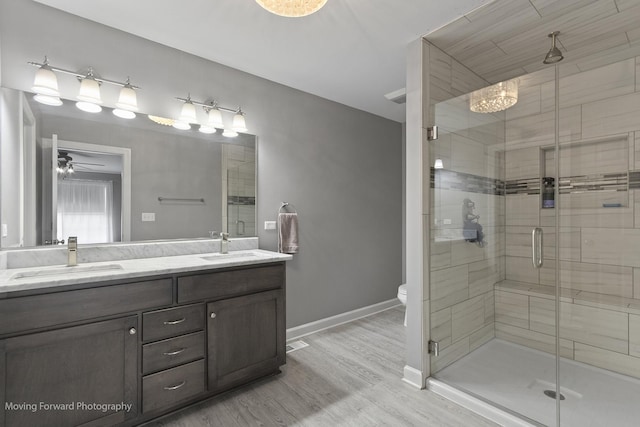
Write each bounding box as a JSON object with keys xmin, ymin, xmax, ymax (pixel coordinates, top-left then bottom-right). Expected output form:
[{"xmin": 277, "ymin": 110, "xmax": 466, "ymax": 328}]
[
  {"xmin": 28, "ymin": 61, "xmax": 140, "ymax": 89},
  {"xmin": 175, "ymin": 97, "xmax": 241, "ymax": 115}
]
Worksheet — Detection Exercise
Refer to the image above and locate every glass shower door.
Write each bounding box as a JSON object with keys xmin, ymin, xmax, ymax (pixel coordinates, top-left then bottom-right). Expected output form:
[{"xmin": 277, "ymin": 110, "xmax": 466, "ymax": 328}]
[{"xmin": 428, "ymin": 74, "xmax": 561, "ymax": 426}]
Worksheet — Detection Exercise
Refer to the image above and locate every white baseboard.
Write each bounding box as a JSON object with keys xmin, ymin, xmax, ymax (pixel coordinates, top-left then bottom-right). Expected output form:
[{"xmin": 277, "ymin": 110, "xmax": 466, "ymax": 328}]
[
  {"xmin": 427, "ymin": 378, "xmax": 535, "ymax": 427},
  {"xmin": 402, "ymin": 365, "xmax": 425, "ymax": 389},
  {"xmin": 286, "ymin": 299, "xmax": 401, "ymax": 341}
]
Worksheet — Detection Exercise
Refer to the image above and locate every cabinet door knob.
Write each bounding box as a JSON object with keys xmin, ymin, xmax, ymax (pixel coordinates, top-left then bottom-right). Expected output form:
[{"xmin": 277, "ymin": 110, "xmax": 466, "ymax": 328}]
[
  {"xmin": 129, "ymin": 327, "xmax": 137, "ymax": 335},
  {"xmin": 210, "ymin": 312, "xmax": 217, "ymax": 319}
]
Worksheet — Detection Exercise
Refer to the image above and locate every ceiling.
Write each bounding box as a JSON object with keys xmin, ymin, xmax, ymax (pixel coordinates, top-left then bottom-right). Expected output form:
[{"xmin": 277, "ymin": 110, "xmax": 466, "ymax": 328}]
[
  {"xmin": 425, "ymin": 0, "xmax": 640, "ymax": 85},
  {"xmin": 33, "ymin": 0, "xmax": 493, "ymax": 123}
]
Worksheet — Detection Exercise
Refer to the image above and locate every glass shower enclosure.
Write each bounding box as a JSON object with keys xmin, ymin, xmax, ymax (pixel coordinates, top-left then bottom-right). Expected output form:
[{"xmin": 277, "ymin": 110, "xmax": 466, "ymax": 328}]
[{"xmin": 427, "ymin": 52, "xmax": 640, "ymax": 426}]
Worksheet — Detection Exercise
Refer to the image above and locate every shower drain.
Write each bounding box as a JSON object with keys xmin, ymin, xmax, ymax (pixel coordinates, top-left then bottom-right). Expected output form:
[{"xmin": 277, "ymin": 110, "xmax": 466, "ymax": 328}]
[{"xmin": 543, "ymin": 390, "xmax": 566, "ymax": 400}]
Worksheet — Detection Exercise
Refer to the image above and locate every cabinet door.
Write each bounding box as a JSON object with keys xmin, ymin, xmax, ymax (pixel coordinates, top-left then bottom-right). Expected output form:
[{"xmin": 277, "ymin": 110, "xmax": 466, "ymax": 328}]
[
  {"xmin": 207, "ymin": 289, "xmax": 285, "ymax": 392},
  {"xmin": 0, "ymin": 316, "xmax": 138, "ymax": 427}
]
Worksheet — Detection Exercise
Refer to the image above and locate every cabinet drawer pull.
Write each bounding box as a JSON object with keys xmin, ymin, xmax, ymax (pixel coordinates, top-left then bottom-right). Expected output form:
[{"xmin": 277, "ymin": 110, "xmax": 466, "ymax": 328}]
[
  {"xmin": 164, "ymin": 380, "xmax": 186, "ymax": 391},
  {"xmin": 163, "ymin": 318, "xmax": 186, "ymax": 325},
  {"xmin": 162, "ymin": 347, "xmax": 186, "ymax": 356}
]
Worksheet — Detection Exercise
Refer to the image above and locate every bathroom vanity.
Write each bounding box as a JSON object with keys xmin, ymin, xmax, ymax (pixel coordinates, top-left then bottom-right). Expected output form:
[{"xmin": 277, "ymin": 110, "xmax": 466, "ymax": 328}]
[{"xmin": 0, "ymin": 246, "xmax": 290, "ymax": 427}]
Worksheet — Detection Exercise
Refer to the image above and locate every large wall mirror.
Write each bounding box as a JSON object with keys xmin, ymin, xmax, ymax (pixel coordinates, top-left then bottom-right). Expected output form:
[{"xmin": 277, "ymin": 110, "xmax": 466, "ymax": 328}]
[{"xmin": 0, "ymin": 87, "xmax": 257, "ymax": 249}]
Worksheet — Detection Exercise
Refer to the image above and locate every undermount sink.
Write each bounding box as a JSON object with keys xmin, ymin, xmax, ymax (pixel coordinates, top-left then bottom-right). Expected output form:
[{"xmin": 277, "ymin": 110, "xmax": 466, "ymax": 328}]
[
  {"xmin": 11, "ymin": 263, "xmax": 124, "ymax": 280},
  {"xmin": 200, "ymin": 252, "xmax": 259, "ymax": 262}
]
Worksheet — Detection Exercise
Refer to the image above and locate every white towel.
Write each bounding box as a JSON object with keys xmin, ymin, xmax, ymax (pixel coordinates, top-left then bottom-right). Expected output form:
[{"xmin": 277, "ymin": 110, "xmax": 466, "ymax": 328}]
[{"xmin": 278, "ymin": 212, "xmax": 299, "ymax": 254}]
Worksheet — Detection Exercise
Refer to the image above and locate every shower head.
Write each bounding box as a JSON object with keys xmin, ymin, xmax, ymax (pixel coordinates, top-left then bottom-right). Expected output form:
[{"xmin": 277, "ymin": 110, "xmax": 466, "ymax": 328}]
[{"xmin": 543, "ymin": 31, "xmax": 564, "ymax": 64}]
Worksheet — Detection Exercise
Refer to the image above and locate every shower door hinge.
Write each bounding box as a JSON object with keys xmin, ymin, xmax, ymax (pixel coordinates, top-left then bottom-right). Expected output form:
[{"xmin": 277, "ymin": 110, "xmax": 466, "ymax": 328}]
[
  {"xmin": 428, "ymin": 340, "xmax": 440, "ymax": 356},
  {"xmin": 427, "ymin": 126, "xmax": 438, "ymax": 141}
]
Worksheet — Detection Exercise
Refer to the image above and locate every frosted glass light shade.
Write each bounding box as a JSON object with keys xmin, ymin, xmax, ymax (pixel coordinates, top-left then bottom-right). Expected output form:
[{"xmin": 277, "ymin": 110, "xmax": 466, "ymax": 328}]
[
  {"xmin": 77, "ymin": 77, "xmax": 102, "ymax": 104},
  {"xmin": 113, "ymin": 108, "xmax": 136, "ymax": 119},
  {"xmin": 207, "ymin": 108, "xmax": 224, "ymax": 128},
  {"xmin": 34, "ymin": 94, "xmax": 63, "ymax": 106},
  {"xmin": 32, "ymin": 66, "xmax": 59, "ymax": 96},
  {"xmin": 173, "ymin": 121, "xmax": 191, "ymax": 130},
  {"xmin": 76, "ymin": 101, "xmax": 102, "ymax": 113},
  {"xmin": 222, "ymin": 129, "xmax": 238, "ymax": 138},
  {"xmin": 115, "ymin": 85, "xmax": 138, "ymax": 111},
  {"xmin": 256, "ymin": 0, "xmax": 328, "ymax": 17},
  {"xmin": 434, "ymin": 159, "xmax": 444, "ymax": 169},
  {"xmin": 232, "ymin": 112, "xmax": 247, "ymax": 133},
  {"xmin": 199, "ymin": 125, "xmax": 216, "ymax": 134},
  {"xmin": 179, "ymin": 101, "xmax": 197, "ymax": 123},
  {"xmin": 470, "ymin": 79, "xmax": 518, "ymax": 113}
]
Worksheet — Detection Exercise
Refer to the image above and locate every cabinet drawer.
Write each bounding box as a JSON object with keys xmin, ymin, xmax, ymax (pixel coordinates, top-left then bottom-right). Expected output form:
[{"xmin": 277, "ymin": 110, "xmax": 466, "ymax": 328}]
[
  {"xmin": 142, "ymin": 331, "xmax": 205, "ymax": 375},
  {"xmin": 177, "ymin": 264, "xmax": 284, "ymax": 303},
  {"xmin": 143, "ymin": 303, "xmax": 204, "ymax": 342},
  {"xmin": 0, "ymin": 278, "xmax": 172, "ymax": 336},
  {"xmin": 142, "ymin": 359, "xmax": 205, "ymax": 413}
]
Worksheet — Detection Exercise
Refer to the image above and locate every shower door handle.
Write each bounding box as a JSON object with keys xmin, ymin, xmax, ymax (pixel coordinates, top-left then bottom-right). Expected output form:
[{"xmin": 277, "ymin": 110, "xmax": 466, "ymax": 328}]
[{"xmin": 532, "ymin": 228, "xmax": 543, "ymax": 269}]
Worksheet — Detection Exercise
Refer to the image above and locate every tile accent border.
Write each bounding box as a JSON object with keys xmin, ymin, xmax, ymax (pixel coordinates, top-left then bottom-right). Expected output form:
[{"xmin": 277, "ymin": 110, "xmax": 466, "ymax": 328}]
[{"xmin": 431, "ymin": 168, "xmax": 505, "ymax": 196}]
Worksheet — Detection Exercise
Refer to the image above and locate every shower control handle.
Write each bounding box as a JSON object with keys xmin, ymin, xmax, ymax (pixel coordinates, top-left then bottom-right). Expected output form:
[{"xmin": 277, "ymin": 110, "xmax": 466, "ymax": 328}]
[{"xmin": 532, "ymin": 228, "xmax": 543, "ymax": 269}]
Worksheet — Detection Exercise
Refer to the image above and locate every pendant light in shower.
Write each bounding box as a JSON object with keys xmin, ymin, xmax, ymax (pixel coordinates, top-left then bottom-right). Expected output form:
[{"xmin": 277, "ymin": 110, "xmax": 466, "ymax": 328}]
[{"xmin": 469, "ymin": 79, "xmax": 519, "ymax": 114}]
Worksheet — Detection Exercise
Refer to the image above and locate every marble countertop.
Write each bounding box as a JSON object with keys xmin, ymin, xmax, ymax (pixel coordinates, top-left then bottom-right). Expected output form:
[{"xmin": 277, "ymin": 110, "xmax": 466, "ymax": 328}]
[{"xmin": 0, "ymin": 249, "xmax": 292, "ymax": 297}]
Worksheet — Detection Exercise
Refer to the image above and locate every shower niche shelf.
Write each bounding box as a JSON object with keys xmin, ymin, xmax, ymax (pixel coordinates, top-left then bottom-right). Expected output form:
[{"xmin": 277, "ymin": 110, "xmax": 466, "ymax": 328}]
[{"xmin": 540, "ymin": 136, "xmax": 630, "ymax": 210}]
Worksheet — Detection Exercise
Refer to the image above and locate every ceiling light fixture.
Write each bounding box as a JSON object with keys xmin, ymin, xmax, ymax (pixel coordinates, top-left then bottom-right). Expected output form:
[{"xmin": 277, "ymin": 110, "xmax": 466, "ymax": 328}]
[
  {"xmin": 255, "ymin": 0, "xmax": 328, "ymax": 17},
  {"xmin": 469, "ymin": 79, "xmax": 518, "ymax": 114},
  {"xmin": 148, "ymin": 115, "xmax": 175, "ymax": 126},
  {"xmin": 29, "ymin": 58, "xmax": 140, "ymax": 117},
  {"xmin": 175, "ymin": 96, "xmax": 249, "ymax": 135}
]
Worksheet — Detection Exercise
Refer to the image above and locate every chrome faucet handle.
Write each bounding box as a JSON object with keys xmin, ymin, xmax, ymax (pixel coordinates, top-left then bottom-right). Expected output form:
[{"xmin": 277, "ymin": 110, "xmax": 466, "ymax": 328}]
[{"xmin": 220, "ymin": 232, "xmax": 229, "ymax": 241}]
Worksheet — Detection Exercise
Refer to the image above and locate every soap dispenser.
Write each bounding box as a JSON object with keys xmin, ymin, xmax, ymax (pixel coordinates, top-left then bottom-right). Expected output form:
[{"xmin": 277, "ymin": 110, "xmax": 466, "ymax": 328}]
[{"xmin": 220, "ymin": 232, "xmax": 229, "ymax": 254}]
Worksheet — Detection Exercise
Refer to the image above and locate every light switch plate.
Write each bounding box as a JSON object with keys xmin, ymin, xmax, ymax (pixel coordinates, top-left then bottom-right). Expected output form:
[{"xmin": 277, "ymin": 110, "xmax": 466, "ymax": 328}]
[
  {"xmin": 142, "ymin": 213, "xmax": 156, "ymax": 222},
  {"xmin": 1, "ymin": 224, "xmax": 7, "ymax": 237},
  {"xmin": 264, "ymin": 221, "xmax": 276, "ymax": 230}
]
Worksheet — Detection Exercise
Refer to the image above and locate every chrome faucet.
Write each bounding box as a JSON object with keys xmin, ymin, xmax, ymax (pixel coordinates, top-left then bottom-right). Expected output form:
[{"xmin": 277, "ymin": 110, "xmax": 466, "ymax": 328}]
[
  {"xmin": 220, "ymin": 232, "xmax": 229, "ymax": 254},
  {"xmin": 67, "ymin": 236, "xmax": 78, "ymax": 266}
]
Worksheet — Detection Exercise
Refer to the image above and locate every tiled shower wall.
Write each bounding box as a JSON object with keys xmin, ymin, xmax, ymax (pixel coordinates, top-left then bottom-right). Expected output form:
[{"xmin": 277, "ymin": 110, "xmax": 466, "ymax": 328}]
[
  {"xmin": 427, "ymin": 45, "xmax": 506, "ymax": 373},
  {"xmin": 497, "ymin": 57, "xmax": 640, "ymax": 379},
  {"xmin": 222, "ymin": 144, "xmax": 256, "ymax": 237}
]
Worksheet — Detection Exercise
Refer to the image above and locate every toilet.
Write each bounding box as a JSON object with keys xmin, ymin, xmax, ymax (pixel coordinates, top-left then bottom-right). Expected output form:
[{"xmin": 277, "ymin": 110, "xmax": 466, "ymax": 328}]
[{"xmin": 397, "ymin": 284, "xmax": 407, "ymax": 326}]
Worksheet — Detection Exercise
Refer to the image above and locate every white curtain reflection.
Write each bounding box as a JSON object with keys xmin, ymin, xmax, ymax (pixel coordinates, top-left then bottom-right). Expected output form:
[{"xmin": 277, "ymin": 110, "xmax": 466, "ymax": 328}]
[{"xmin": 57, "ymin": 179, "xmax": 114, "ymax": 244}]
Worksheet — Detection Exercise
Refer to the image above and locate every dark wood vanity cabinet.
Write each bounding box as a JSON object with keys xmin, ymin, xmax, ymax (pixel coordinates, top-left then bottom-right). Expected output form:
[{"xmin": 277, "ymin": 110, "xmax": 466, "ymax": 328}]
[
  {"xmin": 0, "ymin": 316, "xmax": 139, "ymax": 427},
  {"xmin": 0, "ymin": 261, "xmax": 286, "ymax": 427},
  {"xmin": 208, "ymin": 289, "xmax": 285, "ymax": 392}
]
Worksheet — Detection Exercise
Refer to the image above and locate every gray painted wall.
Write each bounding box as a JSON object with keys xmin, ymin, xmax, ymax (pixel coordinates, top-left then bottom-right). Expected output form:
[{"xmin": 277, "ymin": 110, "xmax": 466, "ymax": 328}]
[{"xmin": 0, "ymin": 0, "xmax": 403, "ymax": 328}]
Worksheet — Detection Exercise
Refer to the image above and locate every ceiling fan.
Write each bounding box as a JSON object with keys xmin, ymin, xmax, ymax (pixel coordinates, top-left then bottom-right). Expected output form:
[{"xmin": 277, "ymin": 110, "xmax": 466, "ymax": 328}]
[{"xmin": 57, "ymin": 150, "xmax": 104, "ymax": 176}]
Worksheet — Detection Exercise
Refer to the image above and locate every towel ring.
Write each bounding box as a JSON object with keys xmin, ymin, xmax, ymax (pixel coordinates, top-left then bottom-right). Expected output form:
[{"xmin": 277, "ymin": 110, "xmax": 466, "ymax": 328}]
[{"xmin": 279, "ymin": 202, "xmax": 297, "ymax": 213}]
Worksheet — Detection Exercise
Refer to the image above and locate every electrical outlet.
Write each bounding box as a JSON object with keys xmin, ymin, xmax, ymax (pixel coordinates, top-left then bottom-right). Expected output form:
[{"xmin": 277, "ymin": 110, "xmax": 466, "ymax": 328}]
[
  {"xmin": 141, "ymin": 213, "xmax": 156, "ymax": 222},
  {"xmin": 1, "ymin": 224, "xmax": 7, "ymax": 237},
  {"xmin": 264, "ymin": 221, "xmax": 276, "ymax": 230},
  {"xmin": 443, "ymin": 218, "xmax": 452, "ymax": 225}
]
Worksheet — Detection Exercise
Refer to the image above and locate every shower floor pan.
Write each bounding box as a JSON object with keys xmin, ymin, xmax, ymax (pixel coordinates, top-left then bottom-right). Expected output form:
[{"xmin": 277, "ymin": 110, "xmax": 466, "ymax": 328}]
[{"xmin": 434, "ymin": 339, "xmax": 640, "ymax": 427}]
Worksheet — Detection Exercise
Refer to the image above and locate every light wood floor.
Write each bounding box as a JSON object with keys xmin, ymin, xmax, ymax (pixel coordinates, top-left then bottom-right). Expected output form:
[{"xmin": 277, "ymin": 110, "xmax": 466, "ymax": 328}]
[{"xmin": 146, "ymin": 306, "xmax": 497, "ymax": 426}]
